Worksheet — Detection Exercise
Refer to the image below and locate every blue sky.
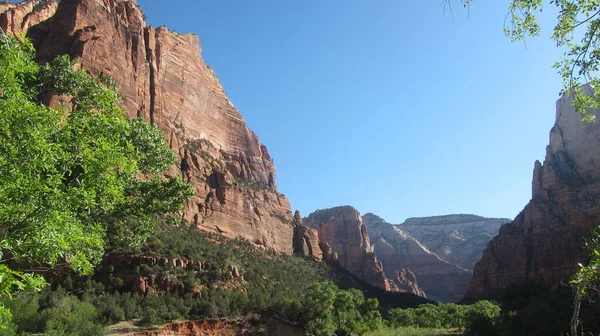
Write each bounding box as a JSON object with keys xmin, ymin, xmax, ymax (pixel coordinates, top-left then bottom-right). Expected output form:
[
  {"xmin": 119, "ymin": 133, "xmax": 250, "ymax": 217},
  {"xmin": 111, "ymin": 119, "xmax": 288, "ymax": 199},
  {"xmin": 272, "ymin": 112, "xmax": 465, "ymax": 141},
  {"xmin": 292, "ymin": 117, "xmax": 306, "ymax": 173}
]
[{"xmin": 138, "ymin": 0, "xmax": 564, "ymax": 224}]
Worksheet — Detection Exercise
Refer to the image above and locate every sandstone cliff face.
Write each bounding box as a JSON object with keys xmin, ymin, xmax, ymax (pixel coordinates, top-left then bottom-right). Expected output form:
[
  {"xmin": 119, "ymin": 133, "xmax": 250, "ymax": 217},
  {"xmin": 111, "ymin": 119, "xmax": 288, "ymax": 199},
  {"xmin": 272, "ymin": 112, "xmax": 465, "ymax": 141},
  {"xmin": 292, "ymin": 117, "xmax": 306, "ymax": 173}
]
[
  {"xmin": 304, "ymin": 206, "xmax": 396, "ymax": 292},
  {"xmin": 1, "ymin": 0, "xmax": 294, "ymax": 253},
  {"xmin": 399, "ymin": 214, "xmax": 509, "ymax": 270},
  {"xmin": 0, "ymin": 0, "xmax": 58, "ymax": 36},
  {"xmin": 364, "ymin": 213, "xmax": 471, "ymax": 302},
  {"xmin": 465, "ymin": 90, "xmax": 600, "ymax": 300}
]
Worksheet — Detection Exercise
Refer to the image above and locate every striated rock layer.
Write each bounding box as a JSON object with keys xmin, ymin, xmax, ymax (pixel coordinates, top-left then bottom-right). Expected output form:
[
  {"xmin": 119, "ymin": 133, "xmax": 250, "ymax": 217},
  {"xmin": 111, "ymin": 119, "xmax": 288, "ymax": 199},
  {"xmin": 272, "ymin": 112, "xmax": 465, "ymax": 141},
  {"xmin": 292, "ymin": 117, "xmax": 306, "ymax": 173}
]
[
  {"xmin": 363, "ymin": 213, "xmax": 470, "ymax": 302},
  {"xmin": 1, "ymin": 0, "xmax": 294, "ymax": 253},
  {"xmin": 304, "ymin": 206, "xmax": 407, "ymax": 293},
  {"xmin": 465, "ymin": 90, "xmax": 600, "ymax": 300},
  {"xmin": 399, "ymin": 214, "xmax": 509, "ymax": 271}
]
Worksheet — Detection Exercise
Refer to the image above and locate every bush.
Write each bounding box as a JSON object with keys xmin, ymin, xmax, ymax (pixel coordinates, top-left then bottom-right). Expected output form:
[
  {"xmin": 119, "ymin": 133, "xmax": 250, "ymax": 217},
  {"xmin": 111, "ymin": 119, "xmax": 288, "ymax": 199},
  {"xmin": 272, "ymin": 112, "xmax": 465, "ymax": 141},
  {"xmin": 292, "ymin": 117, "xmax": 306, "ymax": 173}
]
[
  {"xmin": 499, "ymin": 280, "xmax": 570, "ymax": 336},
  {"xmin": 387, "ymin": 301, "xmax": 500, "ymax": 332},
  {"xmin": 301, "ymin": 281, "xmax": 382, "ymax": 336},
  {"xmin": 465, "ymin": 312, "xmax": 501, "ymax": 336},
  {"xmin": 41, "ymin": 296, "xmax": 105, "ymax": 336}
]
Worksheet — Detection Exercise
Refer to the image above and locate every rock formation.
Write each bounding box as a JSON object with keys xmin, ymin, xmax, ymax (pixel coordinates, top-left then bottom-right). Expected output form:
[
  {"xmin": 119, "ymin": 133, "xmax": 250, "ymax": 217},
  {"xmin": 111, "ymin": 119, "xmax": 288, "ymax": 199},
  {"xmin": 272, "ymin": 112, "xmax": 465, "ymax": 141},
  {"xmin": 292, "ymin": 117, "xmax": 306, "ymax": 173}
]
[
  {"xmin": 292, "ymin": 210, "xmax": 322, "ymax": 259},
  {"xmin": 98, "ymin": 254, "xmax": 241, "ymax": 296},
  {"xmin": 394, "ymin": 269, "xmax": 426, "ymax": 297},
  {"xmin": 1, "ymin": 0, "xmax": 294, "ymax": 253},
  {"xmin": 0, "ymin": 0, "xmax": 58, "ymax": 36},
  {"xmin": 399, "ymin": 214, "xmax": 509, "ymax": 270},
  {"xmin": 304, "ymin": 206, "xmax": 398, "ymax": 292},
  {"xmin": 465, "ymin": 89, "xmax": 600, "ymax": 300},
  {"xmin": 319, "ymin": 241, "xmax": 339, "ymax": 262},
  {"xmin": 363, "ymin": 213, "xmax": 471, "ymax": 302}
]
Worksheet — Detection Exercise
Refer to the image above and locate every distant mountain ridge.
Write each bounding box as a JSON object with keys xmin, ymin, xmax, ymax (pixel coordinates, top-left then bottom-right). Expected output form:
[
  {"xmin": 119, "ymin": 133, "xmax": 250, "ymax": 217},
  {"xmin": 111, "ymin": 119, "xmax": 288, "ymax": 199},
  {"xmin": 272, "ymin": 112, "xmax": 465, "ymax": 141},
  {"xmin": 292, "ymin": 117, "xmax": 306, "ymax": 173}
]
[
  {"xmin": 363, "ymin": 213, "xmax": 471, "ymax": 302},
  {"xmin": 399, "ymin": 214, "xmax": 510, "ymax": 270},
  {"xmin": 402, "ymin": 214, "xmax": 510, "ymax": 226},
  {"xmin": 363, "ymin": 213, "xmax": 509, "ymax": 302}
]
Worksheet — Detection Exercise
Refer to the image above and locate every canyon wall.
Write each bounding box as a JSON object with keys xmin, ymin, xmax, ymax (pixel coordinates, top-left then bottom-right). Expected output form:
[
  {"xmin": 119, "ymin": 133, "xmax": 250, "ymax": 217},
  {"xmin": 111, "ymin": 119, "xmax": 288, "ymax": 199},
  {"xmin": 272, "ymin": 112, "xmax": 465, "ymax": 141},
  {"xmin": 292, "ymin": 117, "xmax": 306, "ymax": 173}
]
[
  {"xmin": 1, "ymin": 0, "xmax": 295, "ymax": 253},
  {"xmin": 465, "ymin": 90, "xmax": 600, "ymax": 300},
  {"xmin": 304, "ymin": 206, "xmax": 424, "ymax": 295},
  {"xmin": 363, "ymin": 213, "xmax": 471, "ymax": 302}
]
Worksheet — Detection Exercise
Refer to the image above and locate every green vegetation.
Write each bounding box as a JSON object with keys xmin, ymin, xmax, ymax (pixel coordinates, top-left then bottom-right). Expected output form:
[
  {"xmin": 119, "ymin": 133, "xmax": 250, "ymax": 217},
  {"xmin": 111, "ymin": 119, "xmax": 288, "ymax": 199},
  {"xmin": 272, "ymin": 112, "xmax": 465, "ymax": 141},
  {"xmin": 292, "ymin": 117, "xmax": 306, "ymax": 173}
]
[
  {"xmin": 295, "ymin": 281, "xmax": 383, "ymax": 336},
  {"xmin": 1, "ymin": 221, "xmax": 429, "ymax": 335},
  {"xmin": 376, "ymin": 280, "xmax": 599, "ymax": 336},
  {"xmin": 387, "ymin": 301, "xmax": 500, "ymax": 334},
  {"xmin": 367, "ymin": 327, "xmax": 458, "ymax": 336},
  {"xmin": 271, "ymin": 212, "xmax": 291, "ymax": 225},
  {"xmin": 2, "ymin": 226, "xmax": 385, "ymax": 335},
  {"xmin": 0, "ymin": 35, "xmax": 193, "ymax": 329},
  {"xmin": 140, "ymin": 225, "xmax": 334, "ymax": 305},
  {"xmin": 570, "ymin": 225, "xmax": 600, "ymax": 334},
  {"xmin": 3, "ymin": 14, "xmax": 600, "ymax": 336}
]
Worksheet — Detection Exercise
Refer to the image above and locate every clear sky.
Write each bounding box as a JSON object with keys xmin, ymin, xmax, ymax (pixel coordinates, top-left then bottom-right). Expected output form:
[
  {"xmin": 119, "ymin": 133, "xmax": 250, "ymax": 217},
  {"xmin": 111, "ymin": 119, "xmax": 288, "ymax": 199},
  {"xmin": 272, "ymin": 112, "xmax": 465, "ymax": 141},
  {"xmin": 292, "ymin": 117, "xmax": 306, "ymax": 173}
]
[{"xmin": 137, "ymin": 0, "xmax": 564, "ymax": 224}]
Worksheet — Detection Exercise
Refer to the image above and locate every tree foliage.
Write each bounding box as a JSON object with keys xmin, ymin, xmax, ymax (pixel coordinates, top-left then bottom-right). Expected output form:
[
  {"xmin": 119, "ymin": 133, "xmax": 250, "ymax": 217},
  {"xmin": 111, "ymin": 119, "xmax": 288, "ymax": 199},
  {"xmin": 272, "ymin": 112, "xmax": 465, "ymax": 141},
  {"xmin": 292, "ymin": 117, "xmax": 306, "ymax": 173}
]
[
  {"xmin": 569, "ymin": 225, "xmax": 600, "ymax": 334},
  {"xmin": 571, "ymin": 226, "xmax": 600, "ymax": 301},
  {"xmin": 387, "ymin": 300, "xmax": 500, "ymax": 331},
  {"xmin": 0, "ymin": 35, "xmax": 192, "ymax": 328},
  {"xmin": 298, "ymin": 281, "xmax": 382, "ymax": 336}
]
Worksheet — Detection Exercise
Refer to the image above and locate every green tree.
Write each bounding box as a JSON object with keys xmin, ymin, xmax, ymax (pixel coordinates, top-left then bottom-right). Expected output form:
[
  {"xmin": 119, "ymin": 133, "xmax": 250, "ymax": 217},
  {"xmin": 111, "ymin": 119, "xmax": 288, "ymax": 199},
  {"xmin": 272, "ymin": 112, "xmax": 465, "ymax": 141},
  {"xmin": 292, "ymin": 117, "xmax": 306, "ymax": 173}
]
[
  {"xmin": 387, "ymin": 307, "xmax": 416, "ymax": 328},
  {"xmin": 499, "ymin": 280, "xmax": 570, "ymax": 336},
  {"xmin": 0, "ymin": 35, "xmax": 192, "ymax": 328},
  {"xmin": 301, "ymin": 281, "xmax": 382, "ymax": 336},
  {"xmin": 453, "ymin": 2, "xmax": 600, "ymax": 333},
  {"xmin": 570, "ymin": 225, "xmax": 600, "ymax": 335}
]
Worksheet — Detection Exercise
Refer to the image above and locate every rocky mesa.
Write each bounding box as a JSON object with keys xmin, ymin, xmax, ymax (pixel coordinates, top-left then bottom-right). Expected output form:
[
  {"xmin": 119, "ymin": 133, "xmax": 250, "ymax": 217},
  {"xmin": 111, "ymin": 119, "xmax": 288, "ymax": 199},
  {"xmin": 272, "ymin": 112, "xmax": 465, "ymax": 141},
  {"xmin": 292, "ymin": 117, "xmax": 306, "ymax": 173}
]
[
  {"xmin": 465, "ymin": 89, "xmax": 600, "ymax": 300},
  {"xmin": 1, "ymin": 0, "xmax": 295, "ymax": 253},
  {"xmin": 363, "ymin": 213, "xmax": 471, "ymax": 302},
  {"xmin": 400, "ymin": 214, "xmax": 509, "ymax": 271}
]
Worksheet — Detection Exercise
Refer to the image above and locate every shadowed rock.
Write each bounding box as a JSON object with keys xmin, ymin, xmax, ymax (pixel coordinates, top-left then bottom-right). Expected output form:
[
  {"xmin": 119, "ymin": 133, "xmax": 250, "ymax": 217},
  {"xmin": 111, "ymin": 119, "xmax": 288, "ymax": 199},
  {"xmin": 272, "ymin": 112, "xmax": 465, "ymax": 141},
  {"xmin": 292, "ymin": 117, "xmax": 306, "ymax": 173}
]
[{"xmin": 465, "ymin": 88, "xmax": 600, "ymax": 300}]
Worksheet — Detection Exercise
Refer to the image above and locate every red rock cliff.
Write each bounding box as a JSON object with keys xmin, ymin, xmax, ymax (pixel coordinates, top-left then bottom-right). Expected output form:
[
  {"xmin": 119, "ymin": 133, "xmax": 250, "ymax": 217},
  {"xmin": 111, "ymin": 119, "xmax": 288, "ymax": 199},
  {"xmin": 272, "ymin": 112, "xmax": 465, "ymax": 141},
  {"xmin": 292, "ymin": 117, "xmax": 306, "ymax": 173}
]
[
  {"xmin": 304, "ymin": 206, "xmax": 398, "ymax": 292},
  {"xmin": 1, "ymin": 0, "xmax": 294, "ymax": 253},
  {"xmin": 465, "ymin": 90, "xmax": 600, "ymax": 300}
]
